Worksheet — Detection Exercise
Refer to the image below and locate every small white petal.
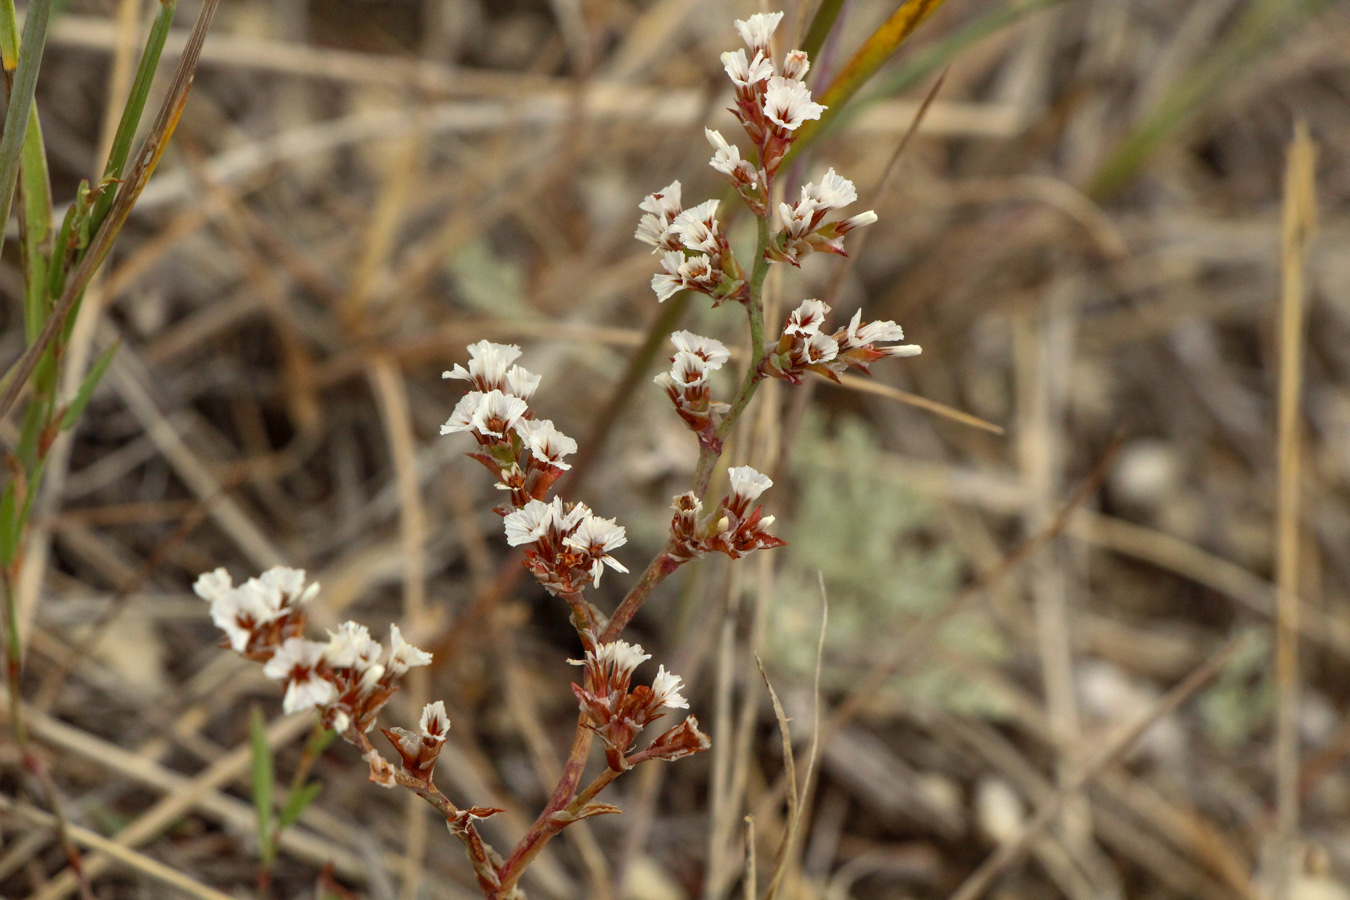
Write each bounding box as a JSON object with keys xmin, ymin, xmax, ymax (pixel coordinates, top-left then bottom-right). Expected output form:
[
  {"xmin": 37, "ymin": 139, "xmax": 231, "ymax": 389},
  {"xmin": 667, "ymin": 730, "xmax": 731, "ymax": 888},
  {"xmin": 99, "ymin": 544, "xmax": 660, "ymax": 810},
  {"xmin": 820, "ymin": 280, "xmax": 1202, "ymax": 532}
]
[
  {"xmin": 651, "ymin": 665, "xmax": 689, "ymax": 710},
  {"xmin": 420, "ymin": 701, "xmax": 451, "ymax": 740},
  {"xmin": 727, "ymin": 466, "xmax": 773, "ymax": 504},
  {"xmin": 193, "ymin": 568, "xmax": 233, "ymax": 603},
  {"xmin": 388, "ymin": 624, "xmax": 433, "ymax": 676}
]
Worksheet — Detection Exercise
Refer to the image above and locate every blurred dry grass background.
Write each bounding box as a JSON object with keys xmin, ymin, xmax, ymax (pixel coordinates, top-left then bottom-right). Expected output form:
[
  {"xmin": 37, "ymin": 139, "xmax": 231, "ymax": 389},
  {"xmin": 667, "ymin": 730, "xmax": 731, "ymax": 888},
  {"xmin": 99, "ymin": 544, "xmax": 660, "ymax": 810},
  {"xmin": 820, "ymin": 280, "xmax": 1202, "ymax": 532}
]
[{"xmin": 2, "ymin": 0, "xmax": 1350, "ymax": 898}]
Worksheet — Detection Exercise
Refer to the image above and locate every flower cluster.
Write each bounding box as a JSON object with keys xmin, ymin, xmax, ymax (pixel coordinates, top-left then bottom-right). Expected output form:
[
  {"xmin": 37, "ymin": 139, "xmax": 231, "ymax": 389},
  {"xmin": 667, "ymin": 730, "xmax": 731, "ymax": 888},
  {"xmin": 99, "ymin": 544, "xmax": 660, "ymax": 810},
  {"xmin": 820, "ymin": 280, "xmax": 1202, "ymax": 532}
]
[
  {"xmin": 653, "ymin": 330, "xmax": 732, "ymax": 441},
  {"xmin": 768, "ymin": 169, "xmax": 879, "ymax": 266},
  {"xmin": 763, "ymin": 300, "xmax": 921, "ymax": 384},
  {"xmin": 194, "ymin": 566, "xmax": 316, "ymax": 658},
  {"xmin": 502, "ymin": 497, "xmax": 629, "ymax": 595},
  {"xmin": 638, "ymin": 186, "xmax": 747, "ymax": 306},
  {"xmin": 442, "ymin": 341, "xmax": 576, "ymax": 510},
  {"xmin": 719, "ymin": 11, "xmax": 823, "ymax": 181},
  {"xmin": 442, "ymin": 342, "xmax": 630, "ymax": 598},
  {"xmin": 196, "ymin": 567, "xmax": 445, "ymax": 786},
  {"xmin": 669, "ymin": 466, "xmax": 786, "ymax": 562},
  {"xmin": 442, "ymin": 341, "xmax": 631, "ymax": 601},
  {"xmin": 569, "ymin": 639, "xmax": 707, "ymax": 771}
]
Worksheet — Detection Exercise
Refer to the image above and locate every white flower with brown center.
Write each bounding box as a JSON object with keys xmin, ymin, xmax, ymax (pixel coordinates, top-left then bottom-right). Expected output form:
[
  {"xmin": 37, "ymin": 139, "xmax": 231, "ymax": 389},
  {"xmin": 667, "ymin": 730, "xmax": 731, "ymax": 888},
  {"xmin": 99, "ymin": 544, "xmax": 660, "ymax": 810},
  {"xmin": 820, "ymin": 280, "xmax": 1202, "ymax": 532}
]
[
  {"xmin": 503, "ymin": 498, "xmax": 555, "ymax": 547},
  {"xmin": 721, "ymin": 48, "xmax": 774, "ymax": 89},
  {"xmin": 263, "ymin": 638, "xmax": 335, "ymax": 714},
  {"xmin": 420, "ymin": 701, "xmax": 450, "ymax": 741},
  {"xmin": 670, "ymin": 331, "xmax": 730, "ymax": 369},
  {"xmin": 516, "ymin": 418, "xmax": 577, "ymax": 470},
  {"xmin": 763, "ymin": 75, "xmax": 825, "ymax": 132}
]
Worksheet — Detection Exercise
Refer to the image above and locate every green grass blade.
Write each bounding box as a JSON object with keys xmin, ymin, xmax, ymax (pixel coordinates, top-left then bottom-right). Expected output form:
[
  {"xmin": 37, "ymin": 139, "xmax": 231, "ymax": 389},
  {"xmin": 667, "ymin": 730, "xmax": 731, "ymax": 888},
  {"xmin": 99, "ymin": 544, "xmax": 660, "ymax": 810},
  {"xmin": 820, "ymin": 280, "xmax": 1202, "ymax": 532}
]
[
  {"xmin": 19, "ymin": 106, "xmax": 53, "ymax": 345},
  {"xmin": 90, "ymin": 0, "xmax": 179, "ymax": 231},
  {"xmin": 0, "ymin": 0, "xmax": 55, "ymax": 238},
  {"xmin": 800, "ymin": 0, "xmax": 846, "ymax": 61},
  {"xmin": 59, "ymin": 341, "xmax": 118, "ymax": 431},
  {"xmin": 248, "ymin": 707, "xmax": 276, "ymax": 858}
]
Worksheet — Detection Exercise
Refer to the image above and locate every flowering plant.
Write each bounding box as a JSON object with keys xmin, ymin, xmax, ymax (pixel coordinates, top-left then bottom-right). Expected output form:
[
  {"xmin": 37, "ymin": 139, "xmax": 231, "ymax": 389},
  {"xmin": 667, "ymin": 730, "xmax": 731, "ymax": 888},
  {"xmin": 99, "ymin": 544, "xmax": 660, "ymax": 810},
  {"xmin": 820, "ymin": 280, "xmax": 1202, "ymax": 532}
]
[{"xmin": 198, "ymin": 12, "xmax": 919, "ymax": 898}]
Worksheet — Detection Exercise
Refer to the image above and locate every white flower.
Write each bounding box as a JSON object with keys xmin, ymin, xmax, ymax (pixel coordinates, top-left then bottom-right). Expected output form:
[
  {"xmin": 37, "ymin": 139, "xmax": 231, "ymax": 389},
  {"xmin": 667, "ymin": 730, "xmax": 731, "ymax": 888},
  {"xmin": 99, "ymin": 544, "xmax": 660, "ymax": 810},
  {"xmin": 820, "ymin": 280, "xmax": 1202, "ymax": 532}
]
[
  {"xmin": 728, "ymin": 466, "xmax": 773, "ymax": 504},
  {"xmin": 259, "ymin": 566, "xmax": 317, "ymax": 607},
  {"xmin": 803, "ymin": 168, "xmax": 857, "ymax": 210},
  {"xmin": 846, "ymin": 310, "xmax": 901, "ymax": 345},
  {"xmin": 669, "ymin": 351, "xmax": 710, "ymax": 389},
  {"xmin": 779, "ymin": 197, "xmax": 817, "ymax": 239},
  {"xmin": 638, "ymin": 180, "xmax": 682, "ymax": 219},
  {"xmin": 781, "ymin": 49, "xmax": 810, "ymax": 81},
  {"xmin": 564, "ymin": 513, "xmax": 629, "ymax": 585},
  {"xmin": 721, "ymin": 48, "xmax": 774, "ymax": 89},
  {"xmin": 194, "ymin": 568, "xmax": 233, "ymax": 603},
  {"xmin": 652, "ymin": 251, "xmax": 686, "ymax": 302},
  {"xmin": 735, "ymin": 11, "xmax": 783, "ymax": 53},
  {"xmin": 440, "ymin": 391, "xmax": 482, "ymax": 435},
  {"xmin": 210, "ymin": 580, "xmax": 284, "ymax": 652},
  {"xmin": 803, "ymin": 330, "xmax": 839, "ymax": 363},
  {"xmin": 388, "ymin": 624, "xmax": 433, "ymax": 676},
  {"xmin": 504, "ymin": 365, "xmax": 541, "ymax": 401},
  {"xmin": 763, "ymin": 75, "xmax": 825, "ymax": 131},
  {"xmin": 504, "ymin": 498, "xmax": 555, "ymax": 546},
  {"xmin": 572, "ymin": 639, "xmax": 651, "ymax": 677},
  {"xmin": 672, "ymin": 200, "xmax": 720, "ymax": 255},
  {"xmin": 325, "ymin": 621, "xmax": 381, "ymax": 670},
  {"xmin": 473, "ymin": 390, "xmax": 529, "ymax": 438},
  {"xmin": 650, "ymin": 665, "xmax": 689, "ymax": 710},
  {"xmin": 785, "ymin": 299, "xmax": 830, "ymax": 337},
  {"xmin": 442, "ymin": 341, "xmax": 522, "ymax": 390},
  {"xmin": 420, "ymin": 701, "xmax": 450, "ymax": 741},
  {"xmin": 515, "ymin": 418, "xmax": 577, "ymax": 470},
  {"xmin": 670, "ymin": 331, "xmax": 730, "ymax": 369},
  {"xmin": 705, "ymin": 129, "xmax": 758, "ymax": 186},
  {"xmin": 677, "ymin": 254, "xmax": 716, "ymax": 290},
  {"xmin": 263, "ymin": 638, "xmax": 335, "ymax": 714}
]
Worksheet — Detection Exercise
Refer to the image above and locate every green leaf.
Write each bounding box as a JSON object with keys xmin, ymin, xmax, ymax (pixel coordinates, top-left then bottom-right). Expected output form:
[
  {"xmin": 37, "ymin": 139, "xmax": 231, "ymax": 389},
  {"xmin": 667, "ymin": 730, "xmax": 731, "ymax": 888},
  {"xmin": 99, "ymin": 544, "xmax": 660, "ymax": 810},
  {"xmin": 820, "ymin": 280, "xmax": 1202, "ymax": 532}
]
[
  {"xmin": 0, "ymin": 482, "xmax": 20, "ymax": 567},
  {"xmin": 90, "ymin": 0, "xmax": 180, "ymax": 232},
  {"xmin": 248, "ymin": 707, "xmax": 275, "ymax": 852},
  {"xmin": 800, "ymin": 0, "xmax": 846, "ymax": 62},
  {"xmin": 306, "ymin": 726, "xmax": 338, "ymax": 756},
  {"xmin": 0, "ymin": 0, "xmax": 55, "ymax": 237},
  {"xmin": 277, "ymin": 781, "xmax": 322, "ymax": 830},
  {"xmin": 59, "ymin": 341, "xmax": 119, "ymax": 432}
]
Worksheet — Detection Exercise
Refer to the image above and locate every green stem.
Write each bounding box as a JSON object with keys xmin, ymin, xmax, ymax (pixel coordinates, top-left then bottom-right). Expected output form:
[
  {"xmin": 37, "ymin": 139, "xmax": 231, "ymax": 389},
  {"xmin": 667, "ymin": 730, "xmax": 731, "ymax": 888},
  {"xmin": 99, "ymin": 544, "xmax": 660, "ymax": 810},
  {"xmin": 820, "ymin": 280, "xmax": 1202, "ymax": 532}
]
[
  {"xmin": 604, "ymin": 213, "xmax": 776, "ymax": 644},
  {"xmin": 90, "ymin": 0, "xmax": 179, "ymax": 231},
  {"xmin": 2, "ymin": 570, "xmax": 27, "ymax": 748}
]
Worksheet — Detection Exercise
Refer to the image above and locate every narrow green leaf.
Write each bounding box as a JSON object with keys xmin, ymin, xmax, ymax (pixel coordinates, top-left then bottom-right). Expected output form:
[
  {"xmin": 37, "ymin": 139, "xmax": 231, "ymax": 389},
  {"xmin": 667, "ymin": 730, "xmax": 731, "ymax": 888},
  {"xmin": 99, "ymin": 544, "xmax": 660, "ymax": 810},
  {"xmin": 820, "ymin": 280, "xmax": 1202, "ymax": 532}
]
[
  {"xmin": 0, "ymin": 482, "xmax": 20, "ymax": 567},
  {"xmin": 248, "ymin": 707, "xmax": 275, "ymax": 851},
  {"xmin": 90, "ymin": 0, "xmax": 179, "ymax": 232},
  {"xmin": 800, "ymin": 0, "xmax": 846, "ymax": 62},
  {"xmin": 18, "ymin": 106, "xmax": 53, "ymax": 347},
  {"xmin": 277, "ymin": 781, "xmax": 322, "ymax": 830},
  {"xmin": 0, "ymin": 0, "xmax": 55, "ymax": 236},
  {"xmin": 59, "ymin": 341, "xmax": 119, "ymax": 432}
]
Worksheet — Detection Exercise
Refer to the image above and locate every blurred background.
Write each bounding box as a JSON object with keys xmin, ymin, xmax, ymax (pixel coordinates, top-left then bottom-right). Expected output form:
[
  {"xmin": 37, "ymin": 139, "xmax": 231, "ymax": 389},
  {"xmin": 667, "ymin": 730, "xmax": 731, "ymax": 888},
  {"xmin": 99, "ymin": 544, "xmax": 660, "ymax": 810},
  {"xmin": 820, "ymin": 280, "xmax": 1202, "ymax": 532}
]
[{"xmin": 2, "ymin": 0, "xmax": 1349, "ymax": 898}]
